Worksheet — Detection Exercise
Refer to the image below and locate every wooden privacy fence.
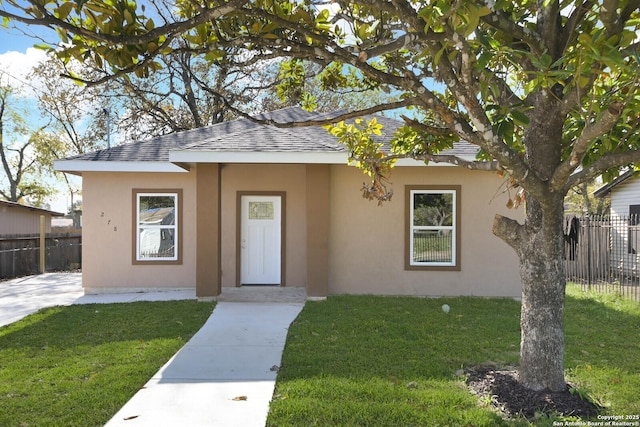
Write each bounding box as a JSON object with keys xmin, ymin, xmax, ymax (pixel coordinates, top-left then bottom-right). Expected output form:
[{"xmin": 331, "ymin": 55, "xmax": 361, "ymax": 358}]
[
  {"xmin": 565, "ymin": 215, "xmax": 639, "ymax": 301},
  {"xmin": 0, "ymin": 233, "xmax": 82, "ymax": 280}
]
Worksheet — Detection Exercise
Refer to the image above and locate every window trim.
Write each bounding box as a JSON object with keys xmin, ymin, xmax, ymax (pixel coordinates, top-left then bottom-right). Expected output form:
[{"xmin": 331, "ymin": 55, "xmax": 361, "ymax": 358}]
[
  {"xmin": 132, "ymin": 189, "xmax": 183, "ymax": 265},
  {"xmin": 405, "ymin": 185, "xmax": 461, "ymax": 271}
]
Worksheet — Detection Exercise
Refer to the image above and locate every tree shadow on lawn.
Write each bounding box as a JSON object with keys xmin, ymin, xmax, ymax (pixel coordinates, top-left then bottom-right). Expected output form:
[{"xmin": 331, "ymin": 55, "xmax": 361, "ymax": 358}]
[{"xmin": 272, "ymin": 293, "xmax": 639, "ymax": 424}]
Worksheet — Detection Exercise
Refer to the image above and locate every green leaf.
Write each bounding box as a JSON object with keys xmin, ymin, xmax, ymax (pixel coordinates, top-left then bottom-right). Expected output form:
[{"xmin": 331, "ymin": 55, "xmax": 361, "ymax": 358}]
[
  {"xmin": 510, "ymin": 109, "xmax": 530, "ymax": 126},
  {"xmin": 433, "ymin": 45, "xmax": 446, "ymax": 66},
  {"xmin": 578, "ymin": 33, "xmax": 592, "ymax": 46},
  {"xmin": 539, "ymin": 53, "xmax": 553, "ymax": 69},
  {"xmin": 356, "ymin": 22, "xmax": 369, "ymax": 41},
  {"xmin": 56, "ymin": 2, "xmax": 75, "ymax": 21},
  {"xmin": 123, "ymin": 9, "xmax": 135, "ymax": 25},
  {"xmin": 56, "ymin": 28, "xmax": 69, "ymax": 44}
]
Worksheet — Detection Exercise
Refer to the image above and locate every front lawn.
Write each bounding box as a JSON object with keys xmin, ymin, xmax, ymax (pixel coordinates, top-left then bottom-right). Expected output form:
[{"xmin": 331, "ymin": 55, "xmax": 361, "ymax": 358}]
[
  {"xmin": 0, "ymin": 301, "xmax": 214, "ymax": 427},
  {"xmin": 268, "ymin": 285, "xmax": 640, "ymax": 426}
]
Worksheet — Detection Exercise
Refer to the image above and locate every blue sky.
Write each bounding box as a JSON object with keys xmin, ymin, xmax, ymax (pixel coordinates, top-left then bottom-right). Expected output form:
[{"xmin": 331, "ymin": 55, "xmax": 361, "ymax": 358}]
[
  {"xmin": 0, "ymin": 21, "xmax": 51, "ymax": 86},
  {"xmin": 1, "ymin": 29, "xmax": 36, "ymax": 54},
  {"xmin": 1, "ymin": 19, "xmax": 59, "ymax": 54},
  {"xmin": 1, "ymin": 0, "xmax": 63, "ymax": 54}
]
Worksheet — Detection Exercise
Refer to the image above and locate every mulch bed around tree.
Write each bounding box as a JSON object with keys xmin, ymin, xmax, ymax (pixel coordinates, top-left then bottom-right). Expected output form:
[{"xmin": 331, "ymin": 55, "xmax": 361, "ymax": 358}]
[{"xmin": 465, "ymin": 365, "xmax": 601, "ymax": 420}]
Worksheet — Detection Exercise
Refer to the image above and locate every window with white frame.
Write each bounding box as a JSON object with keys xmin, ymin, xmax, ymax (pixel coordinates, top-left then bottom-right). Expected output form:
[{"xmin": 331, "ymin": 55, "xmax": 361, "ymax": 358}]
[
  {"xmin": 406, "ymin": 186, "xmax": 460, "ymax": 270},
  {"xmin": 133, "ymin": 190, "xmax": 182, "ymax": 264}
]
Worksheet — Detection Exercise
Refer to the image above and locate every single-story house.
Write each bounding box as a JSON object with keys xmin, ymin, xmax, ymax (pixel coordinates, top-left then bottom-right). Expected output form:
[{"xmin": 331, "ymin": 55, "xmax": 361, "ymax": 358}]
[
  {"xmin": 0, "ymin": 200, "xmax": 64, "ymax": 235},
  {"xmin": 54, "ymin": 107, "xmax": 521, "ymax": 298},
  {"xmin": 594, "ymin": 170, "xmax": 639, "ymax": 276}
]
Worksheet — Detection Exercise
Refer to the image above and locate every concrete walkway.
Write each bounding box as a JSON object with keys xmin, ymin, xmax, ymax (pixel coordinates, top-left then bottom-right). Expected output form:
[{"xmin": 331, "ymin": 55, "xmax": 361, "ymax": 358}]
[
  {"xmin": 106, "ymin": 302, "xmax": 304, "ymax": 427},
  {"xmin": 0, "ymin": 273, "xmax": 306, "ymax": 427}
]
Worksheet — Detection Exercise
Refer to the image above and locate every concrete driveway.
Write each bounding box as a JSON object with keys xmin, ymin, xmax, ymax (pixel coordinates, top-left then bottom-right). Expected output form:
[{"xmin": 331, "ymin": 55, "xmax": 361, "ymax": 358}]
[{"xmin": 0, "ymin": 272, "xmax": 196, "ymax": 327}]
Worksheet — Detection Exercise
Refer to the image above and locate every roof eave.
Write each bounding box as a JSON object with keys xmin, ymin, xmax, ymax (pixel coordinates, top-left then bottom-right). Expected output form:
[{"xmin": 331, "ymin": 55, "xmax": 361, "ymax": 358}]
[
  {"xmin": 593, "ymin": 170, "xmax": 638, "ymax": 198},
  {"xmin": 54, "ymin": 160, "xmax": 190, "ymax": 174},
  {"xmin": 53, "ymin": 153, "xmax": 477, "ymax": 173},
  {"xmin": 0, "ymin": 200, "xmax": 65, "ymax": 216}
]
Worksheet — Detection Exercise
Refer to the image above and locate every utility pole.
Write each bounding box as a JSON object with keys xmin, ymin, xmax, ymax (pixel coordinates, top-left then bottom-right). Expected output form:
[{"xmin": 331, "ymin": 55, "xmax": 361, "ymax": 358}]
[{"xmin": 103, "ymin": 108, "xmax": 111, "ymax": 148}]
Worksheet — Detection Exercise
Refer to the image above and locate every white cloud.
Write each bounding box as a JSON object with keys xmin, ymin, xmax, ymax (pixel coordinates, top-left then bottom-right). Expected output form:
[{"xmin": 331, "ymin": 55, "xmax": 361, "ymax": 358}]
[{"xmin": 0, "ymin": 48, "xmax": 48, "ymax": 95}]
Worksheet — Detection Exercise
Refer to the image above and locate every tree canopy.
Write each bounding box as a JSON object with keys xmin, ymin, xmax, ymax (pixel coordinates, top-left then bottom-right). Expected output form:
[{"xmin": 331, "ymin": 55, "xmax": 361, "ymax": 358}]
[{"xmin": 2, "ymin": 1, "xmax": 637, "ymax": 187}]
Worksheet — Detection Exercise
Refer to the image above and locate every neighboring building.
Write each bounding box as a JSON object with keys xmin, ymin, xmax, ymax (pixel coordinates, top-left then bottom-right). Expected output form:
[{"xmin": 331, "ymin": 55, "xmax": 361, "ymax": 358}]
[
  {"xmin": 55, "ymin": 107, "xmax": 522, "ymax": 298},
  {"xmin": 51, "ymin": 217, "xmax": 74, "ymax": 228},
  {"xmin": 0, "ymin": 200, "xmax": 64, "ymax": 235},
  {"xmin": 594, "ymin": 170, "xmax": 640, "ymax": 277}
]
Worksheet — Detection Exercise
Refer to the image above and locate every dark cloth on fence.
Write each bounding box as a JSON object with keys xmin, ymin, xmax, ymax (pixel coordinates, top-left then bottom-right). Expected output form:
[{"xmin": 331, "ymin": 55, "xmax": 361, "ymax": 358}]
[{"xmin": 564, "ymin": 216, "xmax": 580, "ymax": 261}]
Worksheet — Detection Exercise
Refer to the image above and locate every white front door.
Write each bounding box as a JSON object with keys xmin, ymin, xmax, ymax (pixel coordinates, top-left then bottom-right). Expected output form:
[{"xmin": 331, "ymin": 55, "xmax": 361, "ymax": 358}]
[{"xmin": 240, "ymin": 195, "xmax": 282, "ymax": 285}]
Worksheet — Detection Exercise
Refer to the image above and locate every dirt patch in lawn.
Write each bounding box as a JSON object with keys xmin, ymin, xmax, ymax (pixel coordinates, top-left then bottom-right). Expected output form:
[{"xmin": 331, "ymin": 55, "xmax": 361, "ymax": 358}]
[{"xmin": 466, "ymin": 365, "xmax": 600, "ymax": 420}]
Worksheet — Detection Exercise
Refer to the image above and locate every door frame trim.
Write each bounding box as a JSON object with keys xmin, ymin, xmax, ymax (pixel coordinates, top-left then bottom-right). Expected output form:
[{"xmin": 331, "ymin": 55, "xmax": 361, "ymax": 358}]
[{"xmin": 236, "ymin": 191, "xmax": 286, "ymax": 287}]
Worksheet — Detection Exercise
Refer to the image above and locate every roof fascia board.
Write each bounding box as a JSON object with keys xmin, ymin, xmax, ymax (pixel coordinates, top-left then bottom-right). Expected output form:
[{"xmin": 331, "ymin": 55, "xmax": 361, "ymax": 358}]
[
  {"xmin": 53, "ymin": 154, "xmax": 478, "ymax": 173},
  {"xmin": 54, "ymin": 160, "xmax": 190, "ymax": 173},
  {"xmin": 593, "ymin": 170, "xmax": 637, "ymax": 198},
  {"xmin": 0, "ymin": 200, "xmax": 65, "ymax": 216}
]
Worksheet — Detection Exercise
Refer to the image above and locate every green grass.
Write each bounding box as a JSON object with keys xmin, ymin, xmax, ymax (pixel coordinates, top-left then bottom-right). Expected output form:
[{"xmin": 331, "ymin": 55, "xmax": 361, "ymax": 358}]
[
  {"xmin": 267, "ymin": 285, "xmax": 640, "ymax": 426},
  {"xmin": 0, "ymin": 300, "xmax": 214, "ymax": 427},
  {"xmin": 565, "ymin": 285, "xmax": 640, "ymax": 414},
  {"xmin": 2, "ymin": 287, "xmax": 638, "ymax": 426}
]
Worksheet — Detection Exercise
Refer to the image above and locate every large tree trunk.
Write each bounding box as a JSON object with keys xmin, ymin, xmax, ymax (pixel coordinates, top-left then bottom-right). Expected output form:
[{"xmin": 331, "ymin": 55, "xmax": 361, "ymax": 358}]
[
  {"xmin": 495, "ymin": 193, "xmax": 568, "ymax": 392},
  {"xmin": 518, "ymin": 199, "xmax": 567, "ymax": 391},
  {"xmin": 502, "ymin": 90, "xmax": 568, "ymax": 392}
]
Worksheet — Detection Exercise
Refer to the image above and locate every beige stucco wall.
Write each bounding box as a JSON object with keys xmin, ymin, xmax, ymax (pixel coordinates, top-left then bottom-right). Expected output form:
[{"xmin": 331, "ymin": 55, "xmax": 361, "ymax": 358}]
[
  {"xmin": 82, "ymin": 171, "xmax": 197, "ymax": 292},
  {"xmin": 328, "ymin": 165, "xmax": 523, "ymax": 297},
  {"xmin": 81, "ymin": 162, "xmax": 522, "ymax": 297}
]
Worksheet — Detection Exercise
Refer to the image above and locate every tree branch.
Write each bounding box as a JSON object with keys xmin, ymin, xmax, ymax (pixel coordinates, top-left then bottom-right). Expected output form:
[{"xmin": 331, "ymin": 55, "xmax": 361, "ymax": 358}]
[
  {"xmin": 416, "ymin": 29, "xmax": 539, "ymax": 195},
  {"xmin": 620, "ymin": 0, "xmax": 640, "ymax": 22},
  {"xmin": 2, "ymin": 0, "xmax": 250, "ymax": 47},
  {"xmin": 60, "ymin": 34, "xmax": 180, "ymax": 86},
  {"xmin": 355, "ymin": 152, "xmax": 501, "ymax": 171},
  {"xmin": 550, "ymin": 100, "xmax": 624, "ymax": 190},
  {"xmin": 560, "ymin": 1, "xmax": 594, "ymax": 55},
  {"xmin": 400, "ymin": 115, "xmax": 454, "ymax": 138},
  {"xmin": 229, "ymin": 98, "xmax": 420, "ymax": 128},
  {"xmin": 480, "ymin": 8, "xmax": 546, "ymax": 56},
  {"xmin": 601, "ymin": 0, "xmax": 621, "ymax": 37},
  {"xmin": 566, "ymin": 150, "xmax": 640, "ymax": 189},
  {"xmin": 481, "ymin": 69, "xmax": 523, "ymax": 109},
  {"xmin": 537, "ymin": 0, "xmax": 561, "ymax": 58},
  {"xmin": 357, "ymin": 33, "xmax": 423, "ymax": 60},
  {"xmin": 492, "ymin": 214, "xmax": 526, "ymax": 252}
]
